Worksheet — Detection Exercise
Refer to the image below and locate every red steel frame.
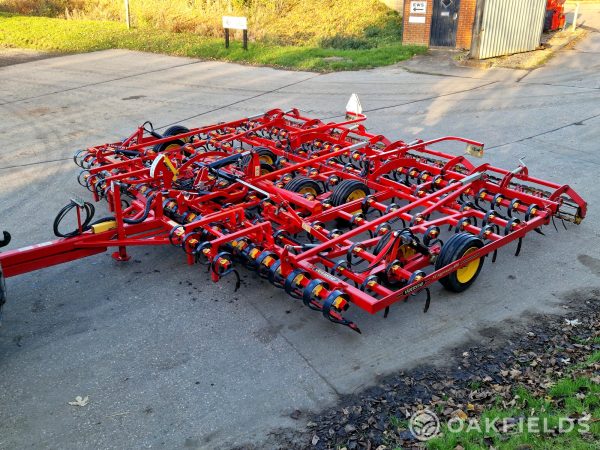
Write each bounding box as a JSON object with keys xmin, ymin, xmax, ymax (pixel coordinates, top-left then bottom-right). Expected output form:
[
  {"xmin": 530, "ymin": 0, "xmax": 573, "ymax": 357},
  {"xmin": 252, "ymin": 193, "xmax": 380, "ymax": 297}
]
[{"xmin": 0, "ymin": 107, "xmax": 587, "ymax": 332}]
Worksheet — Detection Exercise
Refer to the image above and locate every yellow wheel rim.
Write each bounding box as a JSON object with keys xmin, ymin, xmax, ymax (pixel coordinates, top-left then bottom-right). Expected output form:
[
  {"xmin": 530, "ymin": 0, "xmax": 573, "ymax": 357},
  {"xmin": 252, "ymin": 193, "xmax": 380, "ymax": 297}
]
[
  {"xmin": 347, "ymin": 189, "xmax": 366, "ymax": 214},
  {"xmin": 456, "ymin": 247, "xmax": 481, "ymax": 284},
  {"xmin": 260, "ymin": 168, "xmax": 271, "ymax": 175},
  {"xmin": 259, "ymin": 155, "xmax": 274, "ymax": 165},
  {"xmin": 299, "ymin": 186, "xmax": 318, "ymax": 196},
  {"xmin": 165, "ymin": 143, "xmax": 180, "ymax": 151},
  {"xmin": 346, "ymin": 189, "xmax": 366, "ymax": 202}
]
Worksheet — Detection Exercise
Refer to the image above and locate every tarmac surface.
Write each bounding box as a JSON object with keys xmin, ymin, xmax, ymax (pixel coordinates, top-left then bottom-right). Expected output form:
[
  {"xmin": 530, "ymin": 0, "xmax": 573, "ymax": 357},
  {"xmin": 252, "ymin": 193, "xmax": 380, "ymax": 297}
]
[{"xmin": 1, "ymin": 5, "xmax": 599, "ymax": 449}]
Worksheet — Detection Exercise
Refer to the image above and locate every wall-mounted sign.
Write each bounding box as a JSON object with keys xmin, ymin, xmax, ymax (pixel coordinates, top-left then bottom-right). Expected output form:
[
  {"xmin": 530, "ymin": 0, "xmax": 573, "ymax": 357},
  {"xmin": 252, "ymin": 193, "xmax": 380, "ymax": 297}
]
[
  {"xmin": 222, "ymin": 16, "xmax": 247, "ymax": 30},
  {"xmin": 410, "ymin": 1, "xmax": 427, "ymax": 14},
  {"xmin": 409, "ymin": 15, "xmax": 426, "ymax": 23}
]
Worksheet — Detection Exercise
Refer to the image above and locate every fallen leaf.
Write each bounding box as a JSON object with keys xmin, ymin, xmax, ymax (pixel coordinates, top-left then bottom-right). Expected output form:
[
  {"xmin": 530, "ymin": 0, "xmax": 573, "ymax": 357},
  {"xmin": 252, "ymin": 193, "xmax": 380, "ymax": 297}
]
[
  {"xmin": 453, "ymin": 409, "xmax": 468, "ymax": 420},
  {"xmin": 311, "ymin": 434, "xmax": 319, "ymax": 446}
]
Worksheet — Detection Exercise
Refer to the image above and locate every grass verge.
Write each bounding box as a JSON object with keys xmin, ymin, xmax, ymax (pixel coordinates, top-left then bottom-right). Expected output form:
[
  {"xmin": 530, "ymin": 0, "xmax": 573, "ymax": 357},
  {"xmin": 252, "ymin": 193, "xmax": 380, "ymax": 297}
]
[
  {"xmin": 0, "ymin": 13, "xmax": 427, "ymax": 71},
  {"xmin": 426, "ymin": 376, "xmax": 599, "ymax": 450}
]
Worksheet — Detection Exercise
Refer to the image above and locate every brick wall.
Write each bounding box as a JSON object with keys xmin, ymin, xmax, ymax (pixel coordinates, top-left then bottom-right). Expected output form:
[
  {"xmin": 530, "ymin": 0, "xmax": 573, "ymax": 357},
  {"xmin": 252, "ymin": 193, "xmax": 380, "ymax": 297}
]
[
  {"xmin": 456, "ymin": 0, "xmax": 477, "ymax": 49},
  {"xmin": 402, "ymin": 0, "xmax": 478, "ymax": 49},
  {"xmin": 402, "ymin": 1, "xmax": 433, "ymax": 46}
]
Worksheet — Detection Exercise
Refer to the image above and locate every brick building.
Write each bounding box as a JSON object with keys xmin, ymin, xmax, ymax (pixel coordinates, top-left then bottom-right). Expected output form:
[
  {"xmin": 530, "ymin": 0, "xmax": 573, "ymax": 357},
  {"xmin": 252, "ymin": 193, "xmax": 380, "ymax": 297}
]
[
  {"xmin": 402, "ymin": 0, "xmax": 477, "ymax": 49},
  {"xmin": 401, "ymin": 0, "xmax": 547, "ymax": 58}
]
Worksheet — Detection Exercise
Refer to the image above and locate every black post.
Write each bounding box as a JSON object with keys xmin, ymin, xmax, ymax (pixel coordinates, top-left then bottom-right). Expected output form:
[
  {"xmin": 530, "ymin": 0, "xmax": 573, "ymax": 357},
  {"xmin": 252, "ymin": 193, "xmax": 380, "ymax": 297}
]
[
  {"xmin": 243, "ymin": 29, "xmax": 248, "ymax": 51},
  {"xmin": 225, "ymin": 28, "xmax": 230, "ymax": 49}
]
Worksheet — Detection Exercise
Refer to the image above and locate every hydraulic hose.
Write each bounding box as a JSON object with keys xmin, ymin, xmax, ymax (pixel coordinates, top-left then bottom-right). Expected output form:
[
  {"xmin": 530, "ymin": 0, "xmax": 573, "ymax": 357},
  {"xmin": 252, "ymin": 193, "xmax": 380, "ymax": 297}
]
[
  {"xmin": 123, "ymin": 194, "xmax": 156, "ymax": 224},
  {"xmin": 53, "ymin": 194, "xmax": 156, "ymax": 238},
  {"xmin": 53, "ymin": 201, "xmax": 95, "ymax": 238}
]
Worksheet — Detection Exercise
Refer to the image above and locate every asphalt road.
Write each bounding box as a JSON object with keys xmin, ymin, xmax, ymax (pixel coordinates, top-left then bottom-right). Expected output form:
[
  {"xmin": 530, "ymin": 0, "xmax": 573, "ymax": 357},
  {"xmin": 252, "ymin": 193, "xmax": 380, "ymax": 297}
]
[{"xmin": 1, "ymin": 6, "xmax": 599, "ymax": 449}]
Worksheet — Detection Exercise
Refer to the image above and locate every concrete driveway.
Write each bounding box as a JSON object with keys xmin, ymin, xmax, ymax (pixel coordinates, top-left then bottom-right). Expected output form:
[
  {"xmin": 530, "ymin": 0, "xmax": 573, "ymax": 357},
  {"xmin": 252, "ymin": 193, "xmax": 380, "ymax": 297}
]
[{"xmin": 1, "ymin": 6, "xmax": 599, "ymax": 449}]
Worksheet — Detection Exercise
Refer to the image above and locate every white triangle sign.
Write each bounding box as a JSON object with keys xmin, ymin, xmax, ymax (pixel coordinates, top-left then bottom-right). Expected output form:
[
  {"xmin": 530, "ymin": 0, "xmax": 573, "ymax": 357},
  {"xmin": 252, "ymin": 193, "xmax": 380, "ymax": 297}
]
[{"xmin": 346, "ymin": 93, "xmax": 363, "ymax": 117}]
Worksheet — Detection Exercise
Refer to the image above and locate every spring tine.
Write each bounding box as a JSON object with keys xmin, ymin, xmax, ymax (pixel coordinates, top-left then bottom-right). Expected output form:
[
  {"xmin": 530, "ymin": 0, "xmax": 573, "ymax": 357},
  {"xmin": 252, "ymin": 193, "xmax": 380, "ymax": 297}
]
[
  {"xmin": 515, "ymin": 237, "xmax": 523, "ymax": 257},
  {"xmin": 384, "ymin": 306, "xmax": 390, "ymax": 318},
  {"xmin": 423, "ymin": 288, "xmax": 431, "ymax": 313},
  {"xmin": 561, "ymin": 218, "xmax": 567, "ymax": 231},
  {"xmin": 492, "ymin": 249, "xmax": 498, "ymax": 263},
  {"xmin": 533, "ymin": 227, "xmax": 545, "ymax": 236},
  {"xmin": 233, "ymin": 270, "xmax": 241, "ymax": 292},
  {"xmin": 552, "ymin": 216, "xmax": 559, "ymax": 232},
  {"xmin": 0, "ymin": 231, "xmax": 11, "ymax": 248},
  {"xmin": 348, "ymin": 322, "xmax": 362, "ymax": 334}
]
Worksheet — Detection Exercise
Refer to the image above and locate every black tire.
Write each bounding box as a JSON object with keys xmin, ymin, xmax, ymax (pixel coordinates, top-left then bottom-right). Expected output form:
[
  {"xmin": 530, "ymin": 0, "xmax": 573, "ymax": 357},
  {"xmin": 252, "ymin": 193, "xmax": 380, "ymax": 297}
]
[
  {"xmin": 241, "ymin": 147, "xmax": 277, "ymax": 166},
  {"xmin": 435, "ymin": 232, "xmax": 485, "ymax": 292},
  {"xmin": 330, "ymin": 179, "xmax": 370, "ymax": 207},
  {"xmin": 257, "ymin": 163, "xmax": 275, "ymax": 175},
  {"xmin": 284, "ymin": 176, "xmax": 323, "ymax": 197},
  {"xmin": 153, "ymin": 139, "xmax": 185, "ymax": 153},
  {"xmin": 163, "ymin": 125, "xmax": 190, "ymax": 138}
]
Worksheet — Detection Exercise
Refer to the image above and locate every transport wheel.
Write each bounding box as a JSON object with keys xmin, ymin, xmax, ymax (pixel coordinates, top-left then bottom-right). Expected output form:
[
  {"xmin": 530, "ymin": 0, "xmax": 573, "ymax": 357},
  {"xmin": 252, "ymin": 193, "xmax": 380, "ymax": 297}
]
[
  {"xmin": 284, "ymin": 176, "xmax": 323, "ymax": 197},
  {"xmin": 435, "ymin": 232, "xmax": 485, "ymax": 292},
  {"xmin": 163, "ymin": 125, "xmax": 190, "ymax": 139},
  {"xmin": 241, "ymin": 147, "xmax": 277, "ymax": 166},
  {"xmin": 329, "ymin": 180, "xmax": 370, "ymax": 207},
  {"xmin": 257, "ymin": 163, "xmax": 275, "ymax": 175},
  {"xmin": 153, "ymin": 139, "xmax": 185, "ymax": 153}
]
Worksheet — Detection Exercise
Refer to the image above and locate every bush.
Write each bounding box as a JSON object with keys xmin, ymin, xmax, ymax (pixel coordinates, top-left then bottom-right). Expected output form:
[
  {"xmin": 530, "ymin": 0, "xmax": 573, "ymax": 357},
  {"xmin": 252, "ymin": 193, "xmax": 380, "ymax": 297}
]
[{"xmin": 0, "ymin": 0, "xmax": 400, "ymax": 45}]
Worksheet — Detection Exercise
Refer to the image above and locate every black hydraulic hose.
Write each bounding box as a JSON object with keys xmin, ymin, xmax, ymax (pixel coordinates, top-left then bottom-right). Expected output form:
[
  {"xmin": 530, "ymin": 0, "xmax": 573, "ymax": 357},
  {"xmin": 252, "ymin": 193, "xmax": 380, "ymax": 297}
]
[
  {"xmin": 123, "ymin": 194, "xmax": 156, "ymax": 224},
  {"xmin": 115, "ymin": 149, "xmax": 140, "ymax": 157},
  {"xmin": 53, "ymin": 194, "xmax": 156, "ymax": 238},
  {"xmin": 53, "ymin": 201, "xmax": 95, "ymax": 238},
  {"xmin": 89, "ymin": 216, "xmax": 116, "ymax": 226},
  {"xmin": 95, "ymin": 194, "xmax": 157, "ymax": 226}
]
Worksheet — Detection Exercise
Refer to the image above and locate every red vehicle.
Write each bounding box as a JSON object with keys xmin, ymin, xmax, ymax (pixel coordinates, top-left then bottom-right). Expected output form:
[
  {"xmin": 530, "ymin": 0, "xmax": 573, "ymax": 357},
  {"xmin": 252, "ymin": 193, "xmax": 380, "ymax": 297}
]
[
  {"xmin": 545, "ymin": 0, "xmax": 566, "ymax": 31},
  {"xmin": 0, "ymin": 97, "xmax": 587, "ymax": 332}
]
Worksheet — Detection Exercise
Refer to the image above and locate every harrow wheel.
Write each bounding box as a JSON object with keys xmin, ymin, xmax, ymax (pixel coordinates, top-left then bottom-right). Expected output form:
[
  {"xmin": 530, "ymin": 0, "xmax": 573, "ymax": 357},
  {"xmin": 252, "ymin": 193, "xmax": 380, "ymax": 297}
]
[
  {"xmin": 163, "ymin": 125, "xmax": 190, "ymax": 141},
  {"xmin": 435, "ymin": 233, "xmax": 485, "ymax": 293},
  {"xmin": 330, "ymin": 180, "xmax": 370, "ymax": 208},
  {"xmin": 284, "ymin": 176, "xmax": 323, "ymax": 198},
  {"xmin": 256, "ymin": 163, "xmax": 275, "ymax": 175},
  {"xmin": 154, "ymin": 139, "xmax": 185, "ymax": 153},
  {"xmin": 241, "ymin": 147, "xmax": 277, "ymax": 167}
]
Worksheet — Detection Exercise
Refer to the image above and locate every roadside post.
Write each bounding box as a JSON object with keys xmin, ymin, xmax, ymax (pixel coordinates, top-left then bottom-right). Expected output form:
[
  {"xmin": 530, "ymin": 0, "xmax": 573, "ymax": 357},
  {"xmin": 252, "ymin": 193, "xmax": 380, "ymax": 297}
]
[
  {"xmin": 572, "ymin": 2, "xmax": 580, "ymax": 32},
  {"xmin": 124, "ymin": 0, "xmax": 131, "ymax": 29},
  {"xmin": 222, "ymin": 16, "xmax": 248, "ymax": 50}
]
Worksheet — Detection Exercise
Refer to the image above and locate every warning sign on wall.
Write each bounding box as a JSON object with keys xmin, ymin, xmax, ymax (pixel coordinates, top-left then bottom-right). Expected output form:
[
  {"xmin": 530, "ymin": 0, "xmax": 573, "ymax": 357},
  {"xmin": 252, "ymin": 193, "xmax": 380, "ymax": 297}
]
[{"xmin": 410, "ymin": 1, "xmax": 427, "ymax": 13}]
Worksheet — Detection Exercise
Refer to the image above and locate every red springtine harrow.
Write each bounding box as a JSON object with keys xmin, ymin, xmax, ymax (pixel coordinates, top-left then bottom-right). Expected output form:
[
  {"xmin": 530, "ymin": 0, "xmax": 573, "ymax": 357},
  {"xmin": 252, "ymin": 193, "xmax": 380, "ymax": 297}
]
[{"xmin": 0, "ymin": 97, "xmax": 587, "ymax": 333}]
